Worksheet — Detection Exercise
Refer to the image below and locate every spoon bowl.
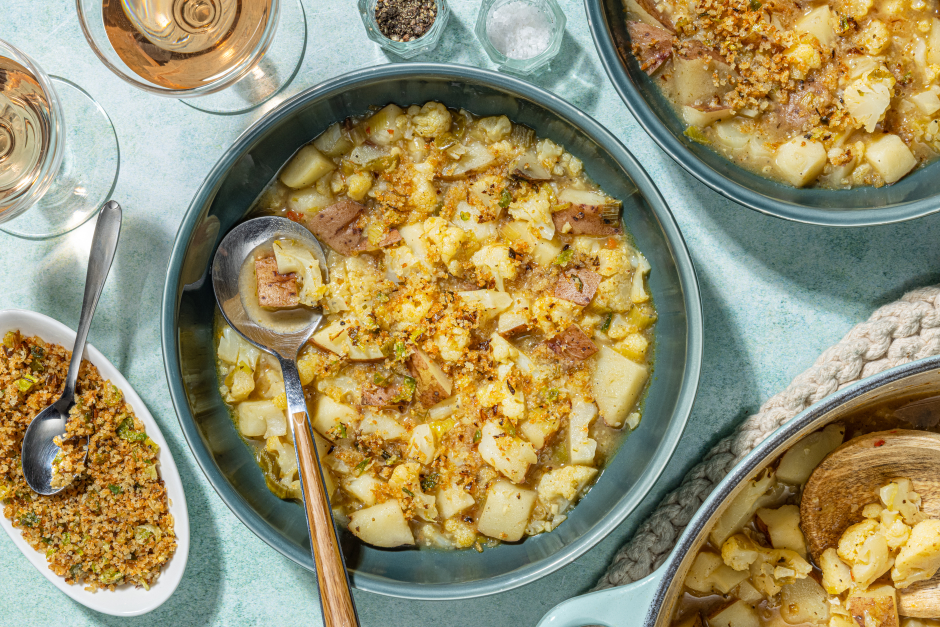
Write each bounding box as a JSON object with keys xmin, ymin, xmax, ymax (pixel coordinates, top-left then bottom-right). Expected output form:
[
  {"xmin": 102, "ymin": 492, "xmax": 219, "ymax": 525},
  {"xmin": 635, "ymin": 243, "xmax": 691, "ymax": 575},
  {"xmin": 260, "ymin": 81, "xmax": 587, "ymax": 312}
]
[
  {"xmin": 211, "ymin": 216, "xmax": 359, "ymax": 627},
  {"xmin": 212, "ymin": 216, "xmax": 327, "ymax": 359},
  {"xmin": 21, "ymin": 200, "xmax": 122, "ymax": 495},
  {"xmin": 801, "ymin": 429, "xmax": 940, "ymax": 617}
]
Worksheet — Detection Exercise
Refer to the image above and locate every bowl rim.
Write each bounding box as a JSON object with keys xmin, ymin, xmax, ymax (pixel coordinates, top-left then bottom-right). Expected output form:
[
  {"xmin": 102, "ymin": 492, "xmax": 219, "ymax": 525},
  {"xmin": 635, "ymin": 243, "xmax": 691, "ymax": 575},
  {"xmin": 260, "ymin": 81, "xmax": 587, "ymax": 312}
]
[
  {"xmin": 643, "ymin": 353, "xmax": 940, "ymax": 625},
  {"xmin": 160, "ymin": 62, "xmax": 704, "ymax": 599},
  {"xmin": 582, "ymin": 0, "xmax": 940, "ymax": 227}
]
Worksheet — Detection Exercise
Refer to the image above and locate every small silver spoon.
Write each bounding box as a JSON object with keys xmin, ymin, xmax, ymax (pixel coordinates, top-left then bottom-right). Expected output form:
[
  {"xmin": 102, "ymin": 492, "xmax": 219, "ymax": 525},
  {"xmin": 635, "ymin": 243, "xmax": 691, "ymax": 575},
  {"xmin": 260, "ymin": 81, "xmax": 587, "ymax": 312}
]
[
  {"xmin": 212, "ymin": 216, "xmax": 359, "ymax": 627},
  {"xmin": 21, "ymin": 200, "xmax": 122, "ymax": 495}
]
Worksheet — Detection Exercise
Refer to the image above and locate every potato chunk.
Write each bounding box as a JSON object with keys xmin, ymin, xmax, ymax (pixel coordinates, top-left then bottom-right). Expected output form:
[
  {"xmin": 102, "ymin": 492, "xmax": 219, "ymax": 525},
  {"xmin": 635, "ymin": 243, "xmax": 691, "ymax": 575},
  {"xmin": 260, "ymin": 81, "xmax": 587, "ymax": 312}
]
[
  {"xmin": 866, "ymin": 135, "xmax": 916, "ymax": 185},
  {"xmin": 820, "ymin": 547, "xmax": 853, "ymax": 594},
  {"xmin": 710, "ymin": 470, "xmax": 777, "ymax": 547},
  {"xmin": 280, "ymin": 145, "xmax": 336, "ymax": 189},
  {"xmin": 477, "ymin": 480, "xmax": 537, "ymax": 542},
  {"xmin": 709, "ymin": 600, "xmax": 760, "ymax": 627},
  {"xmin": 780, "ymin": 576, "xmax": 830, "ymax": 625},
  {"xmin": 312, "ymin": 396, "xmax": 358, "ymax": 440},
  {"xmin": 776, "ymin": 424, "xmax": 844, "ymax": 486},
  {"xmin": 847, "ymin": 586, "xmax": 899, "ymax": 627},
  {"xmin": 348, "ymin": 500, "xmax": 415, "ymax": 548},
  {"xmin": 478, "ymin": 421, "xmax": 537, "ymax": 483},
  {"xmin": 756, "ymin": 504, "xmax": 808, "ymax": 556},
  {"xmin": 775, "ymin": 138, "xmax": 827, "ymax": 187},
  {"xmin": 591, "ymin": 345, "xmax": 649, "ymax": 428}
]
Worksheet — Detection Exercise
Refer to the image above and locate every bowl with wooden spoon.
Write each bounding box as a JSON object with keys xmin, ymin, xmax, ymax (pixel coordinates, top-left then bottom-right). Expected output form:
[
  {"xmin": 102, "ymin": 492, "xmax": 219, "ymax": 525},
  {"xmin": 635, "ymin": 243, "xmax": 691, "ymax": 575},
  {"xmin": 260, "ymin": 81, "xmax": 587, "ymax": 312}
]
[{"xmin": 539, "ymin": 355, "xmax": 940, "ymax": 627}]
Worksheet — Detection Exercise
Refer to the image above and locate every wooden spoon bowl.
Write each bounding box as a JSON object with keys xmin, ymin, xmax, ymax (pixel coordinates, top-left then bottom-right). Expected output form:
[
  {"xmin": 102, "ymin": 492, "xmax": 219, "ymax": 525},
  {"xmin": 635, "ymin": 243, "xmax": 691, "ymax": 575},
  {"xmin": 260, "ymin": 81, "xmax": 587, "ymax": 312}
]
[{"xmin": 800, "ymin": 429, "xmax": 940, "ymax": 617}]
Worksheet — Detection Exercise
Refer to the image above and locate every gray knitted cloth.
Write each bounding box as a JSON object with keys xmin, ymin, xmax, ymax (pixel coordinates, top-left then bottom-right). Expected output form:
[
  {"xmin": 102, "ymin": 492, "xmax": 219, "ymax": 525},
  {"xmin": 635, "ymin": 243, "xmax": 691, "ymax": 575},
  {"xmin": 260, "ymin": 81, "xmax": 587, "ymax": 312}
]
[{"xmin": 594, "ymin": 285, "xmax": 940, "ymax": 591}]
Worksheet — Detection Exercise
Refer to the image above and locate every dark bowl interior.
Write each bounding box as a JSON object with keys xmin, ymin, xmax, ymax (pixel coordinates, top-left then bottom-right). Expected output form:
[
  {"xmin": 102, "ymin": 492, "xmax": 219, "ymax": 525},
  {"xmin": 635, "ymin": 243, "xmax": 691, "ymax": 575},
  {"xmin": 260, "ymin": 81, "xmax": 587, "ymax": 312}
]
[
  {"xmin": 586, "ymin": 0, "xmax": 940, "ymax": 225},
  {"xmin": 161, "ymin": 64, "xmax": 703, "ymax": 599}
]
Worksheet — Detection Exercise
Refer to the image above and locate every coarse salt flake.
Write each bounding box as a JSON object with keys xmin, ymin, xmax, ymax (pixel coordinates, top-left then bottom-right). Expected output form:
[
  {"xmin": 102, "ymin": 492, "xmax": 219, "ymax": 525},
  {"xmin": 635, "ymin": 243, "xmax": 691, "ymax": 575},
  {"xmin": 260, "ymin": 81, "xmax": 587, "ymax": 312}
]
[{"xmin": 486, "ymin": 1, "xmax": 552, "ymax": 60}]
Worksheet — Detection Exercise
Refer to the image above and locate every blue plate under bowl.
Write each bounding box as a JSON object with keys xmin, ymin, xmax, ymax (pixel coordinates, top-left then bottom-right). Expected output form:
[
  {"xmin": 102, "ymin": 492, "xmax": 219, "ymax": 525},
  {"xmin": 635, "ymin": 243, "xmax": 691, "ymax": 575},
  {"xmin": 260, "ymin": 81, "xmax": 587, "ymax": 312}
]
[
  {"xmin": 585, "ymin": 0, "xmax": 940, "ymax": 226},
  {"xmin": 161, "ymin": 63, "xmax": 703, "ymax": 599}
]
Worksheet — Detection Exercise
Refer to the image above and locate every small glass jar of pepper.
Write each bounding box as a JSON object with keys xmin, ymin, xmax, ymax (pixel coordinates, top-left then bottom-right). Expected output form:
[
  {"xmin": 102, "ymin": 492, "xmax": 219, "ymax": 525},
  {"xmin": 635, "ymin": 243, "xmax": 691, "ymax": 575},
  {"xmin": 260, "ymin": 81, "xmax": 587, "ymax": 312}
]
[{"xmin": 358, "ymin": 0, "xmax": 450, "ymax": 59}]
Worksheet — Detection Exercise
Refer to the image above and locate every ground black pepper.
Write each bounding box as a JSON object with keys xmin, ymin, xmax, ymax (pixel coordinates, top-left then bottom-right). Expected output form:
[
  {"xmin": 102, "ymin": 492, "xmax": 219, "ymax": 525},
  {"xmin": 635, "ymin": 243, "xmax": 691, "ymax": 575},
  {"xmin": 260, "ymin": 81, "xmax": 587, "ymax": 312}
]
[{"xmin": 374, "ymin": 0, "xmax": 437, "ymax": 42}]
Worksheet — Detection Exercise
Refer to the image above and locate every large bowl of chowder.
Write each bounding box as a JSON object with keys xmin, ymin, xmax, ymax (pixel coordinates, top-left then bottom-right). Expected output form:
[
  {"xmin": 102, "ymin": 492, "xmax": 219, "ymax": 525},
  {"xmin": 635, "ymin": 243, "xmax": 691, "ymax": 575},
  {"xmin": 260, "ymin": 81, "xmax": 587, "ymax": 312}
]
[
  {"xmin": 161, "ymin": 64, "xmax": 702, "ymax": 599},
  {"xmin": 585, "ymin": 0, "xmax": 940, "ymax": 225},
  {"xmin": 539, "ymin": 354, "xmax": 940, "ymax": 626}
]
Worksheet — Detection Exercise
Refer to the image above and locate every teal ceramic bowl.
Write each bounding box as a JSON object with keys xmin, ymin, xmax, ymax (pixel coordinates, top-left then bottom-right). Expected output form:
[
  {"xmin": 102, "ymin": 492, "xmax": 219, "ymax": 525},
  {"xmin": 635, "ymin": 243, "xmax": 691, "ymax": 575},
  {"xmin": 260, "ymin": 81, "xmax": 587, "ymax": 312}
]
[
  {"xmin": 161, "ymin": 63, "xmax": 703, "ymax": 599},
  {"xmin": 584, "ymin": 0, "xmax": 940, "ymax": 226},
  {"xmin": 539, "ymin": 355, "xmax": 940, "ymax": 626}
]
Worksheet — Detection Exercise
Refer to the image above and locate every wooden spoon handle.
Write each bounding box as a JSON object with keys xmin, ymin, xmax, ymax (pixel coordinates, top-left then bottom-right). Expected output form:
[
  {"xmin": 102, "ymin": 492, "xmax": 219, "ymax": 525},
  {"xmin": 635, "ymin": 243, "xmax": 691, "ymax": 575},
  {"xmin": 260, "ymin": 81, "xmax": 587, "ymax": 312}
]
[{"xmin": 280, "ymin": 358, "xmax": 359, "ymax": 627}]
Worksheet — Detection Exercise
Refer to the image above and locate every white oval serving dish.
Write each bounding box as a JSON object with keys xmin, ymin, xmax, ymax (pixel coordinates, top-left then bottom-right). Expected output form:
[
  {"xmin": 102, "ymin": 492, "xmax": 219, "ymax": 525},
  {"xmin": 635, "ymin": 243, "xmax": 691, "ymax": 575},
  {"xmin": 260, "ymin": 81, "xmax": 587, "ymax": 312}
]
[{"xmin": 0, "ymin": 309, "xmax": 190, "ymax": 617}]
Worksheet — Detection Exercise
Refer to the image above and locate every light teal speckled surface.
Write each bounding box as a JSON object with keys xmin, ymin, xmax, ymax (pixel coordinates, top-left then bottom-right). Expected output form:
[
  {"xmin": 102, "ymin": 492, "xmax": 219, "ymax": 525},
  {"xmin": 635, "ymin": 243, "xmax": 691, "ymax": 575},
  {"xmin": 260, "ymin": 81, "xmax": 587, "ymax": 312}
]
[{"xmin": 3, "ymin": 1, "xmax": 940, "ymax": 625}]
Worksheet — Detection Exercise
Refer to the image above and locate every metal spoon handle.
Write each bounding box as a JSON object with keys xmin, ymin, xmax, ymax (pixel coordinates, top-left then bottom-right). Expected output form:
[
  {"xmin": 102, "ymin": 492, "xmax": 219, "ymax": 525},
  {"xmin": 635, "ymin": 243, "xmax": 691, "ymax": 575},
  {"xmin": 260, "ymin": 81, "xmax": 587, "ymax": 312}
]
[
  {"xmin": 279, "ymin": 357, "xmax": 359, "ymax": 627},
  {"xmin": 62, "ymin": 201, "xmax": 122, "ymax": 402}
]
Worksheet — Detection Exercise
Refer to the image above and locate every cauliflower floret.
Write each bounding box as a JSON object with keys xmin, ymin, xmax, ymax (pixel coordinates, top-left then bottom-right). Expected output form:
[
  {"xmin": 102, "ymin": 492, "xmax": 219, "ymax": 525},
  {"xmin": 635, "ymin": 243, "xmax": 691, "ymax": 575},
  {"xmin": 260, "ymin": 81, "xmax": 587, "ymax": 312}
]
[
  {"xmin": 385, "ymin": 245, "xmax": 422, "ymax": 280},
  {"xmin": 412, "ymin": 102, "xmax": 452, "ymax": 139},
  {"xmin": 597, "ymin": 247, "xmax": 631, "ymax": 277},
  {"xmin": 857, "ymin": 19, "xmax": 891, "ymax": 55},
  {"xmin": 838, "ymin": 519, "xmax": 893, "ymax": 589},
  {"xmin": 479, "ymin": 364, "xmax": 525, "ymax": 420},
  {"xmin": 389, "ymin": 462, "xmax": 438, "ymax": 521},
  {"xmin": 844, "ymin": 73, "xmax": 895, "ymax": 133},
  {"xmin": 475, "ymin": 116, "xmax": 512, "ymax": 142},
  {"xmin": 508, "ymin": 185, "xmax": 555, "ymax": 240},
  {"xmin": 881, "ymin": 509, "xmax": 913, "ymax": 550},
  {"xmin": 490, "ymin": 333, "xmax": 519, "ymax": 364},
  {"xmin": 409, "ymin": 161, "xmax": 440, "ymax": 214},
  {"xmin": 471, "ymin": 245, "xmax": 521, "ymax": 291},
  {"xmin": 721, "ymin": 534, "xmax": 812, "ymax": 597},
  {"xmin": 558, "ymin": 152, "xmax": 583, "ymax": 177},
  {"xmin": 422, "ymin": 216, "xmax": 465, "ymax": 264},
  {"xmin": 443, "ymin": 517, "xmax": 477, "ymax": 548},
  {"xmin": 892, "ymin": 520, "xmax": 940, "ymax": 588},
  {"xmin": 881, "ymin": 479, "xmax": 925, "ymax": 525},
  {"xmin": 532, "ymin": 295, "xmax": 583, "ymax": 335},
  {"xmin": 593, "ymin": 273, "xmax": 634, "ymax": 313},
  {"xmin": 395, "ymin": 291, "xmax": 434, "ymax": 329},
  {"xmin": 537, "ymin": 465, "xmax": 598, "ymax": 514},
  {"xmin": 536, "ymin": 138, "xmax": 564, "ymax": 170},
  {"xmin": 434, "ymin": 326, "xmax": 471, "ymax": 363}
]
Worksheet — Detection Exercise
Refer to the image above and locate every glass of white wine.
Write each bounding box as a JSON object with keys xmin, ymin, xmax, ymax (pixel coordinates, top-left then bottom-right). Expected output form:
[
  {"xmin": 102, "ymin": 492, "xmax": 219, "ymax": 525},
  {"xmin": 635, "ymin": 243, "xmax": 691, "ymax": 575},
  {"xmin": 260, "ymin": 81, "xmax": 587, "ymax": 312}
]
[
  {"xmin": 77, "ymin": 0, "xmax": 308, "ymax": 115},
  {"xmin": 0, "ymin": 39, "xmax": 119, "ymax": 239}
]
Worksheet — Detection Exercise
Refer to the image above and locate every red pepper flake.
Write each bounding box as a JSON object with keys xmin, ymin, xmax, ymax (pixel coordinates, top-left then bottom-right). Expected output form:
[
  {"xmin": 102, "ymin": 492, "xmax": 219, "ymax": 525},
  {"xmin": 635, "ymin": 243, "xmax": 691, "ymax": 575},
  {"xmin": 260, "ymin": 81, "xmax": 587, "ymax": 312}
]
[
  {"xmin": 874, "ymin": 439, "xmax": 886, "ymax": 447},
  {"xmin": 286, "ymin": 210, "xmax": 303, "ymax": 222},
  {"xmin": 388, "ymin": 129, "xmax": 394, "ymax": 134}
]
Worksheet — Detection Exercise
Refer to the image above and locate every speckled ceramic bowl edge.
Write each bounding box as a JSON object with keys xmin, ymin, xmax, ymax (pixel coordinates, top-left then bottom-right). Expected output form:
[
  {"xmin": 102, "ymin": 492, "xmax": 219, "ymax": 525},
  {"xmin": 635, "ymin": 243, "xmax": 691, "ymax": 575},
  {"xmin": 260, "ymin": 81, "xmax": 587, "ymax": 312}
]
[{"xmin": 160, "ymin": 62, "xmax": 704, "ymax": 599}]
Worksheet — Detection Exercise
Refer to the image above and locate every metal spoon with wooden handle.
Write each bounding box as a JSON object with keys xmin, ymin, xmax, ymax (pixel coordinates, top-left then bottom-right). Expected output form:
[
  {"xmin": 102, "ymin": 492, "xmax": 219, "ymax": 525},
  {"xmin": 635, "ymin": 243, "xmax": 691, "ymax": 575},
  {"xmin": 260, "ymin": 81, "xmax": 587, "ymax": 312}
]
[
  {"xmin": 800, "ymin": 430, "xmax": 940, "ymax": 617},
  {"xmin": 212, "ymin": 216, "xmax": 359, "ymax": 627}
]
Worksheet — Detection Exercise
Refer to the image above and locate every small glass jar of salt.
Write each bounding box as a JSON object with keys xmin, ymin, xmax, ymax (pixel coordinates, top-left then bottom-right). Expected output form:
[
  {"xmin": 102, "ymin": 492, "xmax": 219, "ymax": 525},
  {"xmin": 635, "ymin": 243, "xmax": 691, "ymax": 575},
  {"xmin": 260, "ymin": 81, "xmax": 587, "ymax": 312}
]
[{"xmin": 475, "ymin": 0, "xmax": 566, "ymax": 74}]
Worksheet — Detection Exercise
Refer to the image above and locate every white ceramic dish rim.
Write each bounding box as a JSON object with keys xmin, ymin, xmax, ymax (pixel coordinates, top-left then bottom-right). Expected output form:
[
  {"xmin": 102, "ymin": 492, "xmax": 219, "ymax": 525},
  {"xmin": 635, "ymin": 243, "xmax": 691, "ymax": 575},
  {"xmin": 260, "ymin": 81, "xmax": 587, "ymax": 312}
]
[{"xmin": 0, "ymin": 309, "xmax": 190, "ymax": 617}]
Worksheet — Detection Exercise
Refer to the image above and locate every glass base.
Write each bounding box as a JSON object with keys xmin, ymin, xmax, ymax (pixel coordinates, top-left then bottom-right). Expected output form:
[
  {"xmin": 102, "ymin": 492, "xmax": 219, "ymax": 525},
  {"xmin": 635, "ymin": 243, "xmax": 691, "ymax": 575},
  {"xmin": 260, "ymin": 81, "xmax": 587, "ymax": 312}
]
[
  {"xmin": 1, "ymin": 77, "xmax": 119, "ymax": 240},
  {"xmin": 182, "ymin": 0, "xmax": 308, "ymax": 116}
]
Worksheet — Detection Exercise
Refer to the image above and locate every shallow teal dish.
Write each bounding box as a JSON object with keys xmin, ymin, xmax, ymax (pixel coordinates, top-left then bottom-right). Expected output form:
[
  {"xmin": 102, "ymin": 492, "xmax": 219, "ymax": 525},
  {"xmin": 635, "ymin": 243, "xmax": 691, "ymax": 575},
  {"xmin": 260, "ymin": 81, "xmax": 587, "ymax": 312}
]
[
  {"xmin": 585, "ymin": 0, "xmax": 940, "ymax": 226},
  {"xmin": 161, "ymin": 63, "xmax": 703, "ymax": 599}
]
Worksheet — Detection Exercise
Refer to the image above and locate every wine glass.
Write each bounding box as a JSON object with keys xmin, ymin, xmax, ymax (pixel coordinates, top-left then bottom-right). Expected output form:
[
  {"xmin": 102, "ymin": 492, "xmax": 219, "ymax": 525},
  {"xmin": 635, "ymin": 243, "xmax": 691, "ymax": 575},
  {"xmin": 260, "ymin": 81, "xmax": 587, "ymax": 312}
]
[
  {"xmin": 76, "ymin": 0, "xmax": 308, "ymax": 115},
  {"xmin": 0, "ymin": 39, "xmax": 119, "ymax": 240}
]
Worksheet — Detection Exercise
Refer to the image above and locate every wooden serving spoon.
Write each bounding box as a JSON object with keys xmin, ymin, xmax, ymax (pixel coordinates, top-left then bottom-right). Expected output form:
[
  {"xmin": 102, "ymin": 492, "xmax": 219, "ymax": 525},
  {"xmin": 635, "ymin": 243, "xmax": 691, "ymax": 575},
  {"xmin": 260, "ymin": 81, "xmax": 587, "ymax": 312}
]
[{"xmin": 800, "ymin": 429, "xmax": 940, "ymax": 618}]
